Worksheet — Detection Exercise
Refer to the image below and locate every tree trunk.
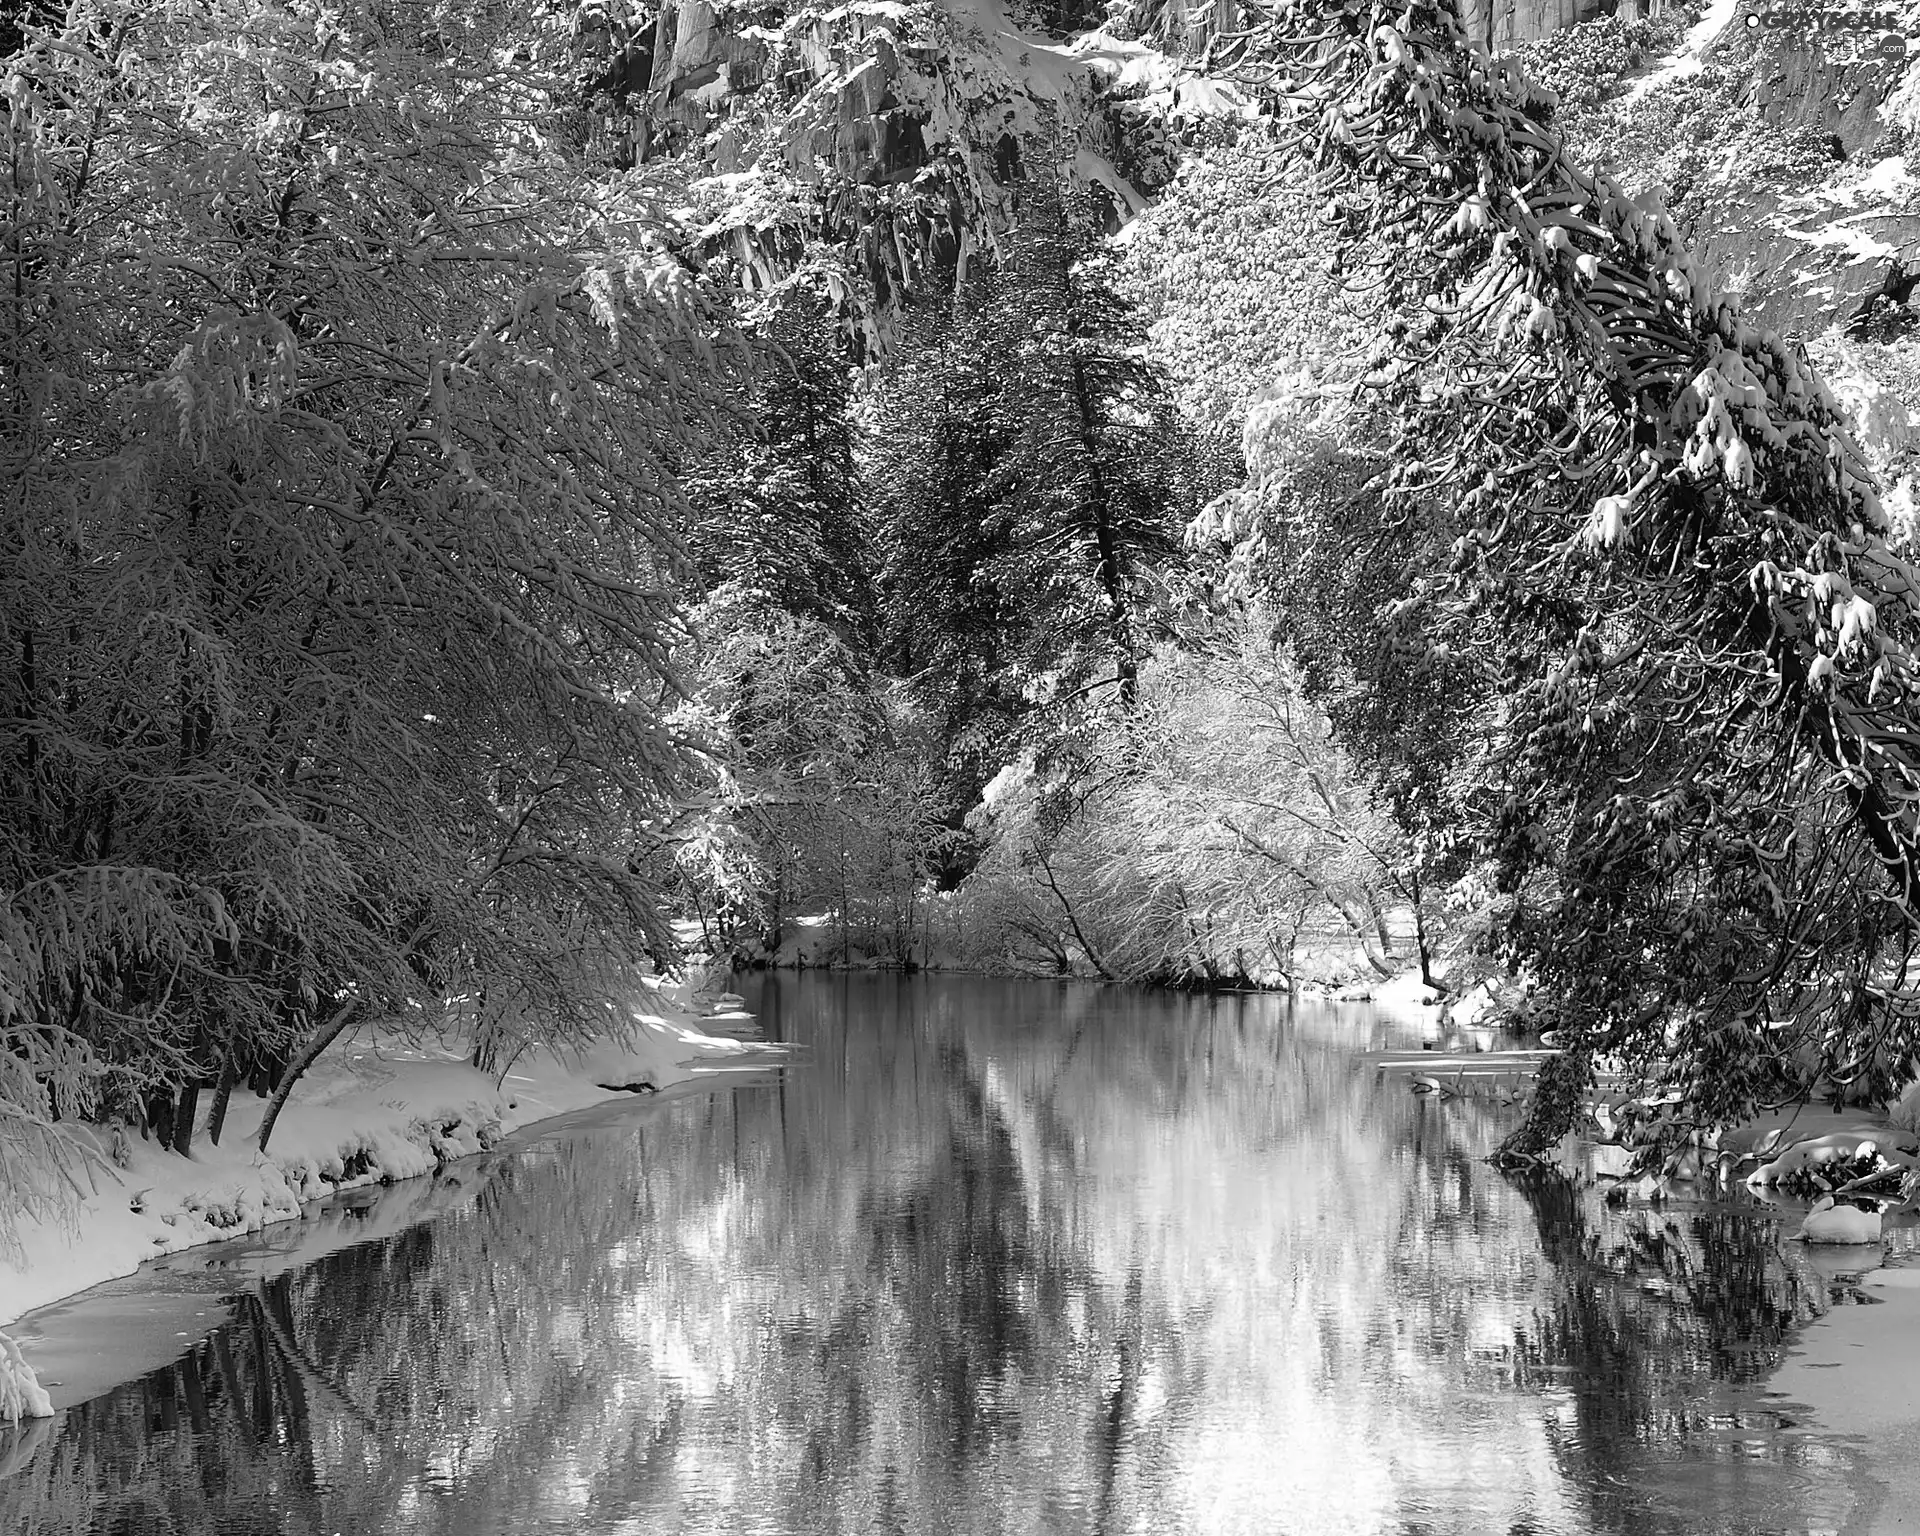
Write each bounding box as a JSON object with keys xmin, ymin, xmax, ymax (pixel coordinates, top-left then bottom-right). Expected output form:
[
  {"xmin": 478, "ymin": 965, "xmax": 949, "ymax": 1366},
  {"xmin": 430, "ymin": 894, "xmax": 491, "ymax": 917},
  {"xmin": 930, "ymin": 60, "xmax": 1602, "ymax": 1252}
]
[
  {"xmin": 1366, "ymin": 887, "xmax": 1395, "ymax": 959},
  {"xmin": 1334, "ymin": 895, "xmax": 1396, "ymax": 977},
  {"xmin": 1037, "ymin": 851, "xmax": 1115, "ymax": 979},
  {"xmin": 258, "ymin": 1001, "xmax": 364, "ymax": 1154},
  {"xmin": 171, "ymin": 1081, "xmax": 200, "ymax": 1156},
  {"xmin": 1409, "ymin": 864, "xmax": 1442, "ymax": 993},
  {"xmin": 1070, "ymin": 337, "xmax": 1136, "ymax": 707},
  {"xmin": 207, "ymin": 1059, "xmax": 238, "ymax": 1147},
  {"xmin": 145, "ymin": 1090, "xmax": 174, "ymax": 1151}
]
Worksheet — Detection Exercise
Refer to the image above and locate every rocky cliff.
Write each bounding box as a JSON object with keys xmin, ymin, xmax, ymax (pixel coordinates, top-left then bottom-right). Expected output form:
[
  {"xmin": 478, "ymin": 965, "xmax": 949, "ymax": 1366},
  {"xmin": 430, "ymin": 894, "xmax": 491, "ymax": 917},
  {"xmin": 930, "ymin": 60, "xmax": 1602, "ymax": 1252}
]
[
  {"xmin": 1461, "ymin": 0, "xmax": 1611, "ymax": 50},
  {"xmin": 590, "ymin": 0, "xmax": 1919, "ymax": 379}
]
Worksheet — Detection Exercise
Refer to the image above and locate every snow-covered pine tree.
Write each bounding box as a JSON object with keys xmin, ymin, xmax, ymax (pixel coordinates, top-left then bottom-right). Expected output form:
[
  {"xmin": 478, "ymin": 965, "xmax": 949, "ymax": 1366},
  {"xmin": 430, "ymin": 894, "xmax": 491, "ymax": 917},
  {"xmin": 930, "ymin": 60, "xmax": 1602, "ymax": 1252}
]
[
  {"xmin": 987, "ymin": 186, "xmax": 1210, "ymax": 709},
  {"xmin": 1211, "ymin": 0, "xmax": 1920, "ymax": 1162},
  {"xmin": 686, "ymin": 292, "xmax": 878, "ymax": 643},
  {"xmin": 1, "ymin": 0, "xmax": 729, "ymax": 1207},
  {"xmin": 872, "ymin": 188, "xmax": 1211, "ymax": 775},
  {"xmin": 869, "ymin": 299, "xmax": 1028, "ymax": 790}
]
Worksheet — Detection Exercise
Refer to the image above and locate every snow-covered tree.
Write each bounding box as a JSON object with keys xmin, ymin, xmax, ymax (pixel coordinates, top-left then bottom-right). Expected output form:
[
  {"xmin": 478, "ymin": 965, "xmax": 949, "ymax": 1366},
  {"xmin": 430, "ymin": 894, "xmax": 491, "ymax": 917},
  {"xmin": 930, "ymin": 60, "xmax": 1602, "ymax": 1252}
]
[
  {"xmin": 1202, "ymin": 0, "xmax": 1920, "ymax": 1162},
  {"xmin": 866, "ymin": 300, "xmax": 1026, "ymax": 794},
  {"xmin": 0, "ymin": 0, "xmax": 729, "ymax": 1205},
  {"xmin": 869, "ymin": 187, "xmax": 1216, "ymax": 810},
  {"xmin": 686, "ymin": 292, "xmax": 878, "ymax": 641},
  {"xmin": 984, "ymin": 187, "xmax": 1216, "ymax": 706},
  {"xmin": 675, "ymin": 590, "xmax": 952, "ymax": 961},
  {"xmin": 958, "ymin": 610, "xmax": 1423, "ymax": 985}
]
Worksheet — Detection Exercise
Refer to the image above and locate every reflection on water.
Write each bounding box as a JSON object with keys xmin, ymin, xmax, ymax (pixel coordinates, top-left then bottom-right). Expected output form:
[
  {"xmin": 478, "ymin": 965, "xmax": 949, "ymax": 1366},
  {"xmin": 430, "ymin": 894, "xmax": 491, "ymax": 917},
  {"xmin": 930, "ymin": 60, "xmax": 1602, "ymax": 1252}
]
[{"xmin": 0, "ymin": 976, "xmax": 1892, "ymax": 1534}]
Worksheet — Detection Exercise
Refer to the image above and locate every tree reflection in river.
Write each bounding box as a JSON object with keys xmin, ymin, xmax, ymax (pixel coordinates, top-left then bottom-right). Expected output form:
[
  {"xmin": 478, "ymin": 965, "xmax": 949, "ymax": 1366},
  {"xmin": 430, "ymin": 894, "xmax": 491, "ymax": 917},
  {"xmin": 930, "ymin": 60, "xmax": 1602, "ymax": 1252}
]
[
  {"xmin": 0, "ymin": 974, "xmax": 1884, "ymax": 1534},
  {"xmin": 1502, "ymin": 1164, "xmax": 1870, "ymax": 1532}
]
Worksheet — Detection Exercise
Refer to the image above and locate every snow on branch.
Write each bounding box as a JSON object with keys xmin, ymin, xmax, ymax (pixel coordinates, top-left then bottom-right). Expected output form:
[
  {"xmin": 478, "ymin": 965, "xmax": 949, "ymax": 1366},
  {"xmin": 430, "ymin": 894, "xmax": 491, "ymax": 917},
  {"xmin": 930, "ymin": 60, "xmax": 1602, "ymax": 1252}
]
[
  {"xmin": 0, "ymin": 1333, "xmax": 52, "ymax": 1424},
  {"xmin": 1202, "ymin": 0, "xmax": 1920, "ymax": 1146}
]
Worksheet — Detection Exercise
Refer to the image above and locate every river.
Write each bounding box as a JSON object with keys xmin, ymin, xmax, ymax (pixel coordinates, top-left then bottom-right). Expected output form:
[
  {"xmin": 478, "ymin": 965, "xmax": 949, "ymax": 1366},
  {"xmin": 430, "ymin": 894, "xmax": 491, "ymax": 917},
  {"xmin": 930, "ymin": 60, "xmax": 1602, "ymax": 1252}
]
[{"xmin": 0, "ymin": 973, "xmax": 1901, "ymax": 1533}]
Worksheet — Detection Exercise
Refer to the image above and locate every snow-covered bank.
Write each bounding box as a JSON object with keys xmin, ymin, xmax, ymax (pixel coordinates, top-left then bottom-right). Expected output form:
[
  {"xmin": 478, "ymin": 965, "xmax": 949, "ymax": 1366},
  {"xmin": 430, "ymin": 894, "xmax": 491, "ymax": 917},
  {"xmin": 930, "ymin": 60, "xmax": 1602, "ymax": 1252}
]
[
  {"xmin": 1360, "ymin": 967, "xmax": 1446, "ymax": 1014},
  {"xmin": 0, "ymin": 1333, "xmax": 50, "ymax": 1423},
  {"xmin": 1622, "ymin": 0, "xmax": 1739, "ymax": 103},
  {"xmin": 0, "ymin": 975, "xmax": 779, "ymax": 1342}
]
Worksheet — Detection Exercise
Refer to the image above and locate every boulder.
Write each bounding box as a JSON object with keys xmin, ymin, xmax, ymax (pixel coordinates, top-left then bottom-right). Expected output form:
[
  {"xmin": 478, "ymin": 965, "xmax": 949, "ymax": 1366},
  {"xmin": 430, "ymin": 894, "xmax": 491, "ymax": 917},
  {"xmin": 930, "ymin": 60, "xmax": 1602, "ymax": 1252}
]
[{"xmin": 1461, "ymin": 0, "xmax": 1608, "ymax": 51}]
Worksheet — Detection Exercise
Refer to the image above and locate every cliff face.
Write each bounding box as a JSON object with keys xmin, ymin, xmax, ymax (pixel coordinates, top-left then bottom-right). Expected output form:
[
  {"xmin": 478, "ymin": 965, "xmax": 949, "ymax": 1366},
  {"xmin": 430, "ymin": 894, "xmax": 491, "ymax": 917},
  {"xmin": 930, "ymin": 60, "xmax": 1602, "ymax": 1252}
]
[
  {"xmin": 1749, "ymin": 39, "xmax": 1907, "ymax": 157},
  {"xmin": 1662, "ymin": 26, "xmax": 1918, "ymax": 337},
  {"xmin": 606, "ymin": 0, "xmax": 1657, "ymax": 229},
  {"xmin": 604, "ymin": 0, "xmax": 1919, "ymax": 345},
  {"xmin": 1699, "ymin": 18, "xmax": 1920, "ymax": 516},
  {"xmin": 1461, "ymin": 0, "xmax": 1610, "ymax": 50}
]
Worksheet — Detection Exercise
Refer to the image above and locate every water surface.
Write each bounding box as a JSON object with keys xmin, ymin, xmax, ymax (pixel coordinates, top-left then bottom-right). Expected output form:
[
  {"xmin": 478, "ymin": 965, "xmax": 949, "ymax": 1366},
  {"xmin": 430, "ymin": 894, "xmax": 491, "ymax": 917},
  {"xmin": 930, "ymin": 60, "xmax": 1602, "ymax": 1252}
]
[{"xmin": 0, "ymin": 974, "xmax": 1897, "ymax": 1533}]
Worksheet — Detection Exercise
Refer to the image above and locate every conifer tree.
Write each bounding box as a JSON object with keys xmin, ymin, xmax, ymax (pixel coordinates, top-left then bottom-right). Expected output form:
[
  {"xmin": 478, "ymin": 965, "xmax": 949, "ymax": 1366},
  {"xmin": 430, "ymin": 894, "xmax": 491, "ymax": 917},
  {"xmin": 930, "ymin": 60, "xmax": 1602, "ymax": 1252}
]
[
  {"xmin": 0, "ymin": 0, "xmax": 728, "ymax": 1203},
  {"xmin": 687, "ymin": 293, "xmax": 876, "ymax": 643},
  {"xmin": 986, "ymin": 188, "xmax": 1205, "ymax": 709},
  {"xmin": 869, "ymin": 187, "xmax": 1215, "ymax": 809},
  {"xmin": 870, "ymin": 303, "xmax": 1026, "ymax": 777}
]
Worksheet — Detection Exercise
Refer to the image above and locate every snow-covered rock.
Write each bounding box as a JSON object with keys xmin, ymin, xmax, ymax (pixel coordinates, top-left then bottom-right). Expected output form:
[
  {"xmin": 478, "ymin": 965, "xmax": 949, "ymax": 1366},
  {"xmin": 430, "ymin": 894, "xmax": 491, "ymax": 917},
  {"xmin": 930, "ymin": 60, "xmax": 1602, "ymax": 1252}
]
[
  {"xmin": 1885, "ymin": 53, "xmax": 1920, "ymax": 138},
  {"xmin": 0, "ymin": 1330, "xmax": 52, "ymax": 1422},
  {"xmin": 1746, "ymin": 1130, "xmax": 1899, "ymax": 1186},
  {"xmin": 1795, "ymin": 1195, "xmax": 1885, "ymax": 1245}
]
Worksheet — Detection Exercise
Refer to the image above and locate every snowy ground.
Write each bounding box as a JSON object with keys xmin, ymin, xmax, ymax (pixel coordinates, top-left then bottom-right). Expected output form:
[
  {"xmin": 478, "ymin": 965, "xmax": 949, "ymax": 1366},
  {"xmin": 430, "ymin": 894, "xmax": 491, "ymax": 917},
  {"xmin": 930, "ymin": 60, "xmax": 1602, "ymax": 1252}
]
[
  {"xmin": 0, "ymin": 973, "xmax": 779, "ymax": 1342},
  {"xmin": 1363, "ymin": 958, "xmax": 1920, "ymax": 1521},
  {"xmin": 1622, "ymin": 0, "xmax": 1739, "ymax": 103},
  {"xmin": 1772, "ymin": 1267, "xmax": 1920, "ymax": 1534}
]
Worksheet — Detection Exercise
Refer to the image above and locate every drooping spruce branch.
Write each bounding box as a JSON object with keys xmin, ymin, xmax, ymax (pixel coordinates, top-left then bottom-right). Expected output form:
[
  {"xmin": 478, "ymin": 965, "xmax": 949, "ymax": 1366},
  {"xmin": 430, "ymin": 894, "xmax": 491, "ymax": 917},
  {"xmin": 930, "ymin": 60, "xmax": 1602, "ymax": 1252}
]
[{"xmin": 1215, "ymin": 1, "xmax": 1920, "ymax": 1157}]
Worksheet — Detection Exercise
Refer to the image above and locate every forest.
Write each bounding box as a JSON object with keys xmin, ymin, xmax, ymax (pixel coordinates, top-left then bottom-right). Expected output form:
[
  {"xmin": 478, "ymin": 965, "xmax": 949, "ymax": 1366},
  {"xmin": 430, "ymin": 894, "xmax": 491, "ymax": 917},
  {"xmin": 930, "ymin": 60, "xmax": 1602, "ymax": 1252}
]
[{"xmin": 7, "ymin": 0, "xmax": 1920, "ymax": 1243}]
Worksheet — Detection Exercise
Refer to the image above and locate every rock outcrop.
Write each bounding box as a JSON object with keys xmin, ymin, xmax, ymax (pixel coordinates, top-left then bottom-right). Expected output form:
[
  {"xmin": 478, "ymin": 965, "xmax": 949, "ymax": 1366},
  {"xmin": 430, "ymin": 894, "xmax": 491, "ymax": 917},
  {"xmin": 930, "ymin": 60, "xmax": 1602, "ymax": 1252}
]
[
  {"xmin": 1748, "ymin": 35, "xmax": 1909, "ymax": 157},
  {"xmin": 1461, "ymin": 0, "xmax": 1610, "ymax": 51},
  {"xmin": 1706, "ymin": 28, "xmax": 1920, "ymax": 337}
]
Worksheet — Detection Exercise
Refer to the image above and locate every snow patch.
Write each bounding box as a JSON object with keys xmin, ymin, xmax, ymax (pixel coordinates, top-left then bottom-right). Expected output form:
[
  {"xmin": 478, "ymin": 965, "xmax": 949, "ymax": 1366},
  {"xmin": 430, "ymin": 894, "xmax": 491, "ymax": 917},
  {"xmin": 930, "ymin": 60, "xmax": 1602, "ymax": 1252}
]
[
  {"xmin": 978, "ymin": 759, "xmax": 1031, "ymax": 810},
  {"xmin": 0, "ymin": 1331, "xmax": 51, "ymax": 1422},
  {"xmin": 0, "ymin": 979, "xmax": 778, "ymax": 1330},
  {"xmin": 1622, "ymin": 0, "xmax": 1739, "ymax": 104},
  {"xmin": 1852, "ymin": 155, "xmax": 1913, "ymax": 202},
  {"xmin": 1784, "ymin": 219, "xmax": 1899, "ymax": 265}
]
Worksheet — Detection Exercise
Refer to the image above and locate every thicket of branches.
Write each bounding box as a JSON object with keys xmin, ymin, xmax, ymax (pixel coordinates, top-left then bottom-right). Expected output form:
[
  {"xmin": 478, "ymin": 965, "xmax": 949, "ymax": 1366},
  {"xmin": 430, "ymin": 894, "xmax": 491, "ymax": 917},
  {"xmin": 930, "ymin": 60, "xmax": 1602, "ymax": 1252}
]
[
  {"xmin": 957, "ymin": 611, "xmax": 1425, "ymax": 986},
  {"xmin": 1202, "ymin": 0, "xmax": 1920, "ymax": 1160},
  {"xmin": 17, "ymin": 0, "xmax": 1920, "ymax": 1223},
  {"xmin": 2, "ymin": 0, "xmax": 730, "ymax": 1213}
]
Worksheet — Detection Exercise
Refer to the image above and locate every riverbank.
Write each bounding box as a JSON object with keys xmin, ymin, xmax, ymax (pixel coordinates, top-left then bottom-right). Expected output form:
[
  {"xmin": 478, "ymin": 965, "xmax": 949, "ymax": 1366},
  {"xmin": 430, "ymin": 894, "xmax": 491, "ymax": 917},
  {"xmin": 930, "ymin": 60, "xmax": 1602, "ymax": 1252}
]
[
  {"xmin": 6, "ymin": 971, "xmax": 1899, "ymax": 1531},
  {"xmin": 0, "ymin": 975, "xmax": 774, "ymax": 1338}
]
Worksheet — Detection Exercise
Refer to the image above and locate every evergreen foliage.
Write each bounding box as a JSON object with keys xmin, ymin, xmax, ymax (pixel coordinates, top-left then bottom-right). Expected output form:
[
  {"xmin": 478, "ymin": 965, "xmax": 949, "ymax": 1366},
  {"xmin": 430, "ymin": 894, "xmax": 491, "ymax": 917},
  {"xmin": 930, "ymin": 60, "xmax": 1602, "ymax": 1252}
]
[
  {"xmin": 686, "ymin": 294, "xmax": 877, "ymax": 643},
  {"xmin": 870, "ymin": 307, "xmax": 1025, "ymax": 788},
  {"xmin": 1213, "ymin": 0, "xmax": 1920, "ymax": 1160},
  {"xmin": 1, "ymin": 0, "xmax": 727, "ymax": 1201},
  {"xmin": 870, "ymin": 188, "xmax": 1215, "ymax": 788}
]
